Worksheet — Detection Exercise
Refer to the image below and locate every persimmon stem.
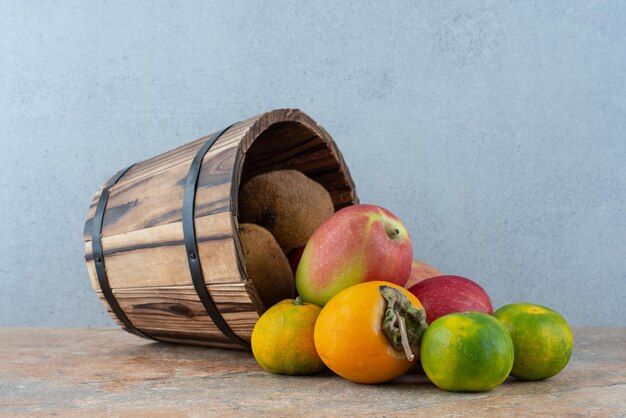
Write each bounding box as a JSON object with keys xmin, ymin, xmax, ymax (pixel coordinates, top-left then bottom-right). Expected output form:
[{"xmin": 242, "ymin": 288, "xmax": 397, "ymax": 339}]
[
  {"xmin": 379, "ymin": 285, "xmax": 428, "ymax": 356},
  {"xmin": 396, "ymin": 312, "xmax": 415, "ymax": 361}
]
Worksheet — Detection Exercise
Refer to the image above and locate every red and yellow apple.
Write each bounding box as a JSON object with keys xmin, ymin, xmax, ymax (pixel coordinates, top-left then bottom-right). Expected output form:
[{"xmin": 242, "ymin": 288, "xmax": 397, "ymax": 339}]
[
  {"xmin": 295, "ymin": 204, "xmax": 413, "ymax": 306},
  {"xmin": 407, "ymin": 275, "xmax": 493, "ymax": 323},
  {"xmin": 404, "ymin": 259, "xmax": 443, "ymax": 289}
]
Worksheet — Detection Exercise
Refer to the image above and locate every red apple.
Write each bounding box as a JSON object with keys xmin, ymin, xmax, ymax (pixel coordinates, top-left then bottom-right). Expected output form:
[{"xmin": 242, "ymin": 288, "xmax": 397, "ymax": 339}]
[
  {"xmin": 288, "ymin": 246, "xmax": 305, "ymax": 276},
  {"xmin": 408, "ymin": 275, "xmax": 493, "ymax": 323},
  {"xmin": 295, "ymin": 204, "xmax": 413, "ymax": 306},
  {"xmin": 404, "ymin": 259, "xmax": 443, "ymax": 289}
]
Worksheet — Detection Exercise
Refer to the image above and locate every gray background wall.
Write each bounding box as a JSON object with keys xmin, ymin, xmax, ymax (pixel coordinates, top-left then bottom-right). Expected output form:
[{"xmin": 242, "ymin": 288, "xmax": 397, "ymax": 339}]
[{"xmin": 1, "ymin": 1, "xmax": 624, "ymax": 327}]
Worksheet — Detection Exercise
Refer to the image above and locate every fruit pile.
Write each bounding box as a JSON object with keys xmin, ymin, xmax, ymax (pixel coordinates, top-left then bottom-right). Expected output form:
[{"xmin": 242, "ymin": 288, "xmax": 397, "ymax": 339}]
[{"xmin": 240, "ymin": 170, "xmax": 573, "ymax": 391}]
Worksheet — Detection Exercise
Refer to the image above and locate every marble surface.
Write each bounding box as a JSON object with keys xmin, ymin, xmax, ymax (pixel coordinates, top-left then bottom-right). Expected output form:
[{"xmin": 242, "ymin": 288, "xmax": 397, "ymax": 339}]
[{"xmin": 0, "ymin": 328, "xmax": 624, "ymax": 416}]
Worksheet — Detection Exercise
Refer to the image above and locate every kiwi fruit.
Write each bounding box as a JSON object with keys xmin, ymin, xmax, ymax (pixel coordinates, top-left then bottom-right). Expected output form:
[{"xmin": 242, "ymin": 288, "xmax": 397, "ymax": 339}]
[
  {"xmin": 238, "ymin": 223, "xmax": 295, "ymax": 309},
  {"xmin": 238, "ymin": 170, "xmax": 335, "ymax": 252}
]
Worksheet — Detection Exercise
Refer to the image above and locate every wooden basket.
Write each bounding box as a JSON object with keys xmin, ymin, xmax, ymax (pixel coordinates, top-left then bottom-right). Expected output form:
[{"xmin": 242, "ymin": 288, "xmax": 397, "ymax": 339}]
[{"xmin": 84, "ymin": 109, "xmax": 358, "ymax": 350}]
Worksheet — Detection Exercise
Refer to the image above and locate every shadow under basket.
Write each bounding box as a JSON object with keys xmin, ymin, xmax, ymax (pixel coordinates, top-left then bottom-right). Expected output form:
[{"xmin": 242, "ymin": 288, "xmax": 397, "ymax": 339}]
[{"xmin": 84, "ymin": 109, "xmax": 358, "ymax": 350}]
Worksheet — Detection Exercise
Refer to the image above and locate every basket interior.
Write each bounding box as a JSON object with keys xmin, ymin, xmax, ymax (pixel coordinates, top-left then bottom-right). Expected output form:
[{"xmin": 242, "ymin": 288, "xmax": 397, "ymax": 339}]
[
  {"xmin": 234, "ymin": 119, "xmax": 357, "ymax": 313},
  {"xmin": 238, "ymin": 120, "xmax": 353, "ymax": 211}
]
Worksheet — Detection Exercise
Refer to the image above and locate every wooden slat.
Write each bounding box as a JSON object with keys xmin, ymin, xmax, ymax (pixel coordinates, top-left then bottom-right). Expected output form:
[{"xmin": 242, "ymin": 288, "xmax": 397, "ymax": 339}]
[
  {"xmin": 84, "ymin": 116, "xmax": 252, "ymax": 240},
  {"xmin": 97, "ymin": 236, "xmax": 240, "ymax": 288},
  {"xmin": 119, "ymin": 121, "xmax": 254, "ymax": 186},
  {"xmin": 83, "ymin": 119, "xmax": 256, "ymax": 212},
  {"xmin": 98, "ymin": 284, "xmax": 258, "ymax": 339},
  {"xmin": 238, "ymin": 123, "xmax": 325, "ymax": 170},
  {"xmin": 83, "ymin": 143, "xmax": 238, "ymax": 240},
  {"xmin": 85, "ymin": 212, "xmax": 242, "ymax": 289},
  {"xmin": 131, "ymin": 315, "xmax": 256, "ymax": 339},
  {"xmin": 111, "ymin": 283, "xmax": 258, "ymax": 312}
]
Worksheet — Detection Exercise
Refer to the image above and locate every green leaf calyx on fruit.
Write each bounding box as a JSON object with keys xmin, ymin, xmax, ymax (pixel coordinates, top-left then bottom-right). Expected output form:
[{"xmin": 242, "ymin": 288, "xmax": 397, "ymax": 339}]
[{"xmin": 380, "ymin": 285, "xmax": 428, "ymax": 360}]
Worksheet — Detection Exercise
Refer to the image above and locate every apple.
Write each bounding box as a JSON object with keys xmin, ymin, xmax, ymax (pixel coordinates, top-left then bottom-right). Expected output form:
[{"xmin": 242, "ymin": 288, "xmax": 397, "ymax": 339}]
[
  {"xmin": 295, "ymin": 204, "xmax": 413, "ymax": 306},
  {"xmin": 408, "ymin": 275, "xmax": 493, "ymax": 323},
  {"xmin": 288, "ymin": 246, "xmax": 305, "ymax": 276},
  {"xmin": 404, "ymin": 259, "xmax": 443, "ymax": 289}
]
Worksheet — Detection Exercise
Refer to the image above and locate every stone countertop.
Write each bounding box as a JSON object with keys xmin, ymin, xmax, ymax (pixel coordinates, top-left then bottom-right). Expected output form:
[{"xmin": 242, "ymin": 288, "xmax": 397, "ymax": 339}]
[{"xmin": 0, "ymin": 328, "xmax": 624, "ymax": 416}]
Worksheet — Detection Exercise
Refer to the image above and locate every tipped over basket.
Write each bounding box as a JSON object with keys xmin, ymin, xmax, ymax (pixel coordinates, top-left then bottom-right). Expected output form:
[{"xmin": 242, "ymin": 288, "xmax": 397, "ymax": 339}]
[{"xmin": 84, "ymin": 109, "xmax": 358, "ymax": 350}]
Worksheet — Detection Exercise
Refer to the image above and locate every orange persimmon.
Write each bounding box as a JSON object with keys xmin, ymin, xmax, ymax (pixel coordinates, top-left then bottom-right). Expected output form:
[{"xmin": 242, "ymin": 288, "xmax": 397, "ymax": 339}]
[{"xmin": 314, "ymin": 281, "xmax": 428, "ymax": 384}]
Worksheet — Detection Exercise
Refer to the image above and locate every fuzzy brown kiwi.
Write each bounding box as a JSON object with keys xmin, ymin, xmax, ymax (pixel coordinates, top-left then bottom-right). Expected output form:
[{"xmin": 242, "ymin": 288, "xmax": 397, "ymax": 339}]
[
  {"xmin": 238, "ymin": 170, "xmax": 335, "ymax": 252},
  {"xmin": 238, "ymin": 223, "xmax": 295, "ymax": 309}
]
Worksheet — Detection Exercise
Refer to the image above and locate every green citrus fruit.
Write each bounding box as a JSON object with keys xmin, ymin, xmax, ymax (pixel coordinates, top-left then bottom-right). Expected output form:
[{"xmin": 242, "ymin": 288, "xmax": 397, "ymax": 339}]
[
  {"xmin": 251, "ymin": 297, "xmax": 324, "ymax": 375},
  {"xmin": 420, "ymin": 312, "xmax": 514, "ymax": 392},
  {"xmin": 493, "ymin": 303, "xmax": 573, "ymax": 381}
]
